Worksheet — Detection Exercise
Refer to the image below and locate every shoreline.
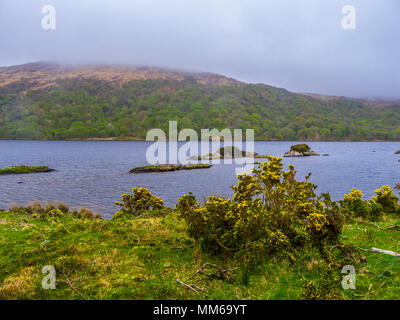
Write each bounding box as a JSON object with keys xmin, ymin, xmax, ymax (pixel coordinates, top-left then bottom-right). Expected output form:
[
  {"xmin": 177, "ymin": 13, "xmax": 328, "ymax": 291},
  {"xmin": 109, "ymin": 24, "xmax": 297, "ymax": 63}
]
[{"xmin": 0, "ymin": 138, "xmax": 398, "ymax": 142}]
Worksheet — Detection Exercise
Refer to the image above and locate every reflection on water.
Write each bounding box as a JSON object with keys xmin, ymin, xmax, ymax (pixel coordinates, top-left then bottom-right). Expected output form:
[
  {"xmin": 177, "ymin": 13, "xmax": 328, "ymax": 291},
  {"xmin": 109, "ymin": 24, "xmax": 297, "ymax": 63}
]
[{"xmin": 1, "ymin": 140, "xmax": 399, "ymax": 218}]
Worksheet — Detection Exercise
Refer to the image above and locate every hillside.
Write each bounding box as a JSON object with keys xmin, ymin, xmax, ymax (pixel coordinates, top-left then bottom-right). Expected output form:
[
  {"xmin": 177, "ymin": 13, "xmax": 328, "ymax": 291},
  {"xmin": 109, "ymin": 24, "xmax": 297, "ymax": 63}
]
[{"xmin": 1, "ymin": 62, "xmax": 400, "ymax": 141}]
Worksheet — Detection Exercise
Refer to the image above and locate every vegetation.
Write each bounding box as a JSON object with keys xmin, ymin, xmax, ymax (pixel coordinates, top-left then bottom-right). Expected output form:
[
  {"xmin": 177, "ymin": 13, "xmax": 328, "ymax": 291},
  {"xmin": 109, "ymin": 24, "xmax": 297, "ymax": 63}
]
[
  {"xmin": 114, "ymin": 187, "xmax": 165, "ymax": 218},
  {"xmin": 0, "ymin": 165, "xmax": 54, "ymax": 175},
  {"xmin": 290, "ymin": 144, "xmax": 311, "ymax": 153},
  {"xmin": 129, "ymin": 164, "xmax": 212, "ymax": 173},
  {"xmin": 1, "ymin": 158, "xmax": 400, "ymax": 300},
  {"xmin": 177, "ymin": 157, "xmax": 341, "ymax": 266},
  {"xmin": 183, "ymin": 164, "xmax": 212, "ymax": 170},
  {"xmin": 1, "ymin": 77, "xmax": 400, "ymax": 141}
]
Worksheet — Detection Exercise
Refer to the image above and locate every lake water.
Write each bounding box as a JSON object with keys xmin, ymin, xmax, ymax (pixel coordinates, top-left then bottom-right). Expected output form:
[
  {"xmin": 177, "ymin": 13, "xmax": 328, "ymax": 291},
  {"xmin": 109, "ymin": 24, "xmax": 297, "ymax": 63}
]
[{"xmin": 1, "ymin": 140, "xmax": 400, "ymax": 218}]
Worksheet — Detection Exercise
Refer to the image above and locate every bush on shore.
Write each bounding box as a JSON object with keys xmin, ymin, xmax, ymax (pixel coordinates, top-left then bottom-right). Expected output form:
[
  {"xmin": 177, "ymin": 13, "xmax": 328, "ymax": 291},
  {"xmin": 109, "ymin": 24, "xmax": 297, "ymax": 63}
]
[
  {"xmin": 177, "ymin": 156, "xmax": 343, "ymax": 266},
  {"xmin": 114, "ymin": 187, "xmax": 165, "ymax": 219}
]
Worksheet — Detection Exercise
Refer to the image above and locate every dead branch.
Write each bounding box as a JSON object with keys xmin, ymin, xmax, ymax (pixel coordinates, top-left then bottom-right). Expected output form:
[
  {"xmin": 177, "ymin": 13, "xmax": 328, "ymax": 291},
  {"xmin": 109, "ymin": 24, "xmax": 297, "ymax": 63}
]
[
  {"xmin": 176, "ymin": 279, "xmax": 203, "ymax": 295},
  {"xmin": 189, "ymin": 263, "xmax": 236, "ymax": 282},
  {"xmin": 385, "ymin": 225, "xmax": 400, "ymax": 230},
  {"xmin": 60, "ymin": 270, "xmax": 88, "ymax": 300},
  {"xmin": 360, "ymin": 247, "xmax": 400, "ymax": 257},
  {"xmin": 363, "ymin": 221, "xmax": 400, "ymax": 231}
]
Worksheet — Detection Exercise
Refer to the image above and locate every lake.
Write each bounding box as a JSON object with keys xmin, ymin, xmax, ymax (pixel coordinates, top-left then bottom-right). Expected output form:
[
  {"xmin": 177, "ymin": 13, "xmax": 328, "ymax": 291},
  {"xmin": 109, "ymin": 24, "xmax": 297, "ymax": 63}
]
[{"xmin": 1, "ymin": 140, "xmax": 399, "ymax": 218}]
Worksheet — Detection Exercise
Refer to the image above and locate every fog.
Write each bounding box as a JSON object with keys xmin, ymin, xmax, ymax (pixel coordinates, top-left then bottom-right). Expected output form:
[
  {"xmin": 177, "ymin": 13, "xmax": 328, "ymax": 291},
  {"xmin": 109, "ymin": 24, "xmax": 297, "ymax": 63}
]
[{"xmin": 0, "ymin": 0, "xmax": 399, "ymax": 98}]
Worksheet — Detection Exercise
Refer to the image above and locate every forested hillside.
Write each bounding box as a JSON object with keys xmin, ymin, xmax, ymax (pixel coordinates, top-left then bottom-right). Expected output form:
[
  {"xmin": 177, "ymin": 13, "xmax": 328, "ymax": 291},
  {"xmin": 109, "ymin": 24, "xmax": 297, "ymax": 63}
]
[{"xmin": 1, "ymin": 63, "xmax": 400, "ymax": 140}]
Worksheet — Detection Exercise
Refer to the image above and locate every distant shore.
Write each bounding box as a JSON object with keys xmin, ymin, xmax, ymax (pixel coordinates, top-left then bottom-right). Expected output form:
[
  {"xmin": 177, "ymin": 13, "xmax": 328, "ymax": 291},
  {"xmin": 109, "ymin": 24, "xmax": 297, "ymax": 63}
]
[{"xmin": 0, "ymin": 138, "xmax": 397, "ymax": 142}]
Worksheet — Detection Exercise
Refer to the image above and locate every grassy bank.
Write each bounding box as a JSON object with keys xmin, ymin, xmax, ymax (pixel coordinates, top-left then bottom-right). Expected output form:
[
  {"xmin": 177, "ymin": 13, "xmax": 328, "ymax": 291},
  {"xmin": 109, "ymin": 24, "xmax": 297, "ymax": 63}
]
[{"xmin": 0, "ymin": 209, "xmax": 399, "ymax": 300}]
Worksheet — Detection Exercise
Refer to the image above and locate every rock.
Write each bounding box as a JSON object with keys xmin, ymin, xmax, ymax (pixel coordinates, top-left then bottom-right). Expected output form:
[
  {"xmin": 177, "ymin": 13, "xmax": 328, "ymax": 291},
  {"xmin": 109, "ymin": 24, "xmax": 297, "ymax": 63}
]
[
  {"xmin": 395, "ymin": 150, "xmax": 400, "ymax": 154},
  {"xmin": 190, "ymin": 146, "xmax": 266, "ymax": 160},
  {"xmin": 322, "ymin": 154, "xmax": 329, "ymax": 156},
  {"xmin": 284, "ymin": 144, "xmax": 319, "ymax": 157}
]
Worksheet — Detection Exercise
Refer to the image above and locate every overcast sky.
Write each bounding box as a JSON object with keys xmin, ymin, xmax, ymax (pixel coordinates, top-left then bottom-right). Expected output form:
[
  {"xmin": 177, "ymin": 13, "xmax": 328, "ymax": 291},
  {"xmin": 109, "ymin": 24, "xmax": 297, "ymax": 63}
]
[{"xmin": 0, "ymin": 0, "xmax": 399, "ymax": 98}]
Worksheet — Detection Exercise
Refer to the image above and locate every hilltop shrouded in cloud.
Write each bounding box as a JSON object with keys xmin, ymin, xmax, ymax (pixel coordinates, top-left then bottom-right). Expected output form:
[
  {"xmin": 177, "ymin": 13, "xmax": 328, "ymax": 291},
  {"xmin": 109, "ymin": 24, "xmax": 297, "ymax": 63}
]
[{"xmin": 0, "ymin": 0, "xmax": 399, "ymax": 98}]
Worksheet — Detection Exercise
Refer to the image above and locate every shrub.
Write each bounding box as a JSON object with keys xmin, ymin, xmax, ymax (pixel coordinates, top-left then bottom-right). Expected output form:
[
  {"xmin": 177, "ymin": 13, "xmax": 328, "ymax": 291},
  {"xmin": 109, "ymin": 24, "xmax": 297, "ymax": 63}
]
[
  {"xmin": 371, "ymin": 185, "xmax": 398, "ymax": 213},
  {"xmin": 341, "ymin": 188, "xmax": 368, "ymax": 218},
  {"xmin": 340, "ymin": 187, "xmax": 395, "ymax": 220},
  {"xmin": 301, "ymin": 266, "xmax": 342, "ymax": 300},
  {"xmin": 177, "ymin": 156, "xmax": 343, "ymax": 264},
  {"xmin": 8, "ymin": 202, "xmax": 100, "ymax": 220},
  {"xmin": 114, "ymin": 187, "xmax": 164, "ymax": 219},
  {"xmin": 365, "ymin": 199, "xmax": 384, "ymax": 221}
]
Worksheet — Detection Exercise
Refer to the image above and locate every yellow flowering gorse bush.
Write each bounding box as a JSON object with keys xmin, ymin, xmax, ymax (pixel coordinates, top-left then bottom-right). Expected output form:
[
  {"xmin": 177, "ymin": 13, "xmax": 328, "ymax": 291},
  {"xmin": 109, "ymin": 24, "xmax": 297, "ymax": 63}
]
[
  {"xmin": 341, "ymin": 185, "xmax": 399, "ymax": 219},
  {"xmin": 177, "ymin": 156, "xmax": 343, "ymax": 263},
  {"xmin": 371, "ymin": 185, "xmax": 398, "ymax": 213}
]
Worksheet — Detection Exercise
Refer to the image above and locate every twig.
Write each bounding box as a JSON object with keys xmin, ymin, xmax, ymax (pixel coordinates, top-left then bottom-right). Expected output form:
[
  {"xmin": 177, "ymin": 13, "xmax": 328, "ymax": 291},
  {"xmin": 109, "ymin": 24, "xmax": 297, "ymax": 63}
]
[
  {"xmin": 363, "ymin": 221, "xmax": 400, "ymax": 231},
  {"xmin": 215, "ymin": 238, "xmax": 232, "ymax": 252},
  {"xmin": 60, "ymin": 270, "xmax": 88, "ymax": 300},
  {"xmin": 385, "ymin": 225, "xmax": 400, "ymax": 230},
  {"xmin": 189, "ymin": 263, "xmax": 236, "ymax": 282},
  {"xmin": 360, "ymin": 247, "xmax": 400, "ymax": 257},
  {"xmin": 176, "ymin": 279, "xmax": 202, "ymax": 295},
  {"xmin": 329, "ymin": 244, "xmax": 343, "ymax": 254}
]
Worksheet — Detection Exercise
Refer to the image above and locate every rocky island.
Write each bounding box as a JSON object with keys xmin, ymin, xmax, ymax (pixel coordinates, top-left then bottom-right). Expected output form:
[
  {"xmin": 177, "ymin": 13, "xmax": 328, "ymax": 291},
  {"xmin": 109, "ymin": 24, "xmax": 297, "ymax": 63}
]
[
  {"xmin": 190, "ymin": 146, "xmax": 268, "ymax": 160},
  {"xmin": 284, "ymin": 144, "xmax": 320, "ymax": 157}
]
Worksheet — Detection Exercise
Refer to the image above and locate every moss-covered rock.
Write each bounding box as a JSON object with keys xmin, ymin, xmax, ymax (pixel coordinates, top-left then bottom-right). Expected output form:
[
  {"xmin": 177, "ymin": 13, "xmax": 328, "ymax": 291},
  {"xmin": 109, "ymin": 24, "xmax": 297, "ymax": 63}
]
[{"xmin": 284, "ymin": 144, "xmax": 319, "ymax": 157}]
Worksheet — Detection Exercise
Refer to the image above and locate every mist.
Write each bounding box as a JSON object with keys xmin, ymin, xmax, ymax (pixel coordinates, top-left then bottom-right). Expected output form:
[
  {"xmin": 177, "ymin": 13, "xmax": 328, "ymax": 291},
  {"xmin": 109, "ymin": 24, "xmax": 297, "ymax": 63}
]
[{"xmin": 0, "ymin": 0, "xmax": 399, "ymax": 98}]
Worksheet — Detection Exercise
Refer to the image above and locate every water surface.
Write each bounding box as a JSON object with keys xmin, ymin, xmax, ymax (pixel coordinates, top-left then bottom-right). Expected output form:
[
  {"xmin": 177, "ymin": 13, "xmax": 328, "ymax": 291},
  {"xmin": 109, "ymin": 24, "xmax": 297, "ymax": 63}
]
[{"xmin": 1, "ymin": 141, "xmax": 399, "ymax": 218}]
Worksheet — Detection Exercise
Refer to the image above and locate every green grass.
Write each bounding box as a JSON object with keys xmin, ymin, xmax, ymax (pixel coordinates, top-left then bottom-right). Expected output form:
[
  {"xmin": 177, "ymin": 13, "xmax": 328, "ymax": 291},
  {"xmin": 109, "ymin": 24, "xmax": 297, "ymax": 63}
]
[
  {"xmin": 0, "ymin": 165, "xmax": 54, "ymax": 175},
  {"xmin": 0, "ymin": 209, "xmax": 399, "ymax": 300}
]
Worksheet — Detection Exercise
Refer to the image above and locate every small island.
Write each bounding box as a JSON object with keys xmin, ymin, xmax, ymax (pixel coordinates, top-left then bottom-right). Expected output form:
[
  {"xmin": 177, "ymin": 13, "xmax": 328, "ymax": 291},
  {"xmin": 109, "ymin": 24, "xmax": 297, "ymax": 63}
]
[
  {"xmin": 129, "ymin": 163, "xmax": 212, "ymax": 173},
  {"xmin": 0, "ymin": 165, "xmax": 55, "ymax": 175},
  {"xmin": 284, "ymin": 144, "xmax": 319, "ymax": 157}
]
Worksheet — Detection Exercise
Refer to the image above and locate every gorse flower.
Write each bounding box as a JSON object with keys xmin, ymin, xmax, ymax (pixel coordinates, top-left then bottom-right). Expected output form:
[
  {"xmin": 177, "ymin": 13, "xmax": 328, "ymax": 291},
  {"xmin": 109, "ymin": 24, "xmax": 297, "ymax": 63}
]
[{"xmin": 177, "ymin": 156, "xmax": 343, "ymax": 264}]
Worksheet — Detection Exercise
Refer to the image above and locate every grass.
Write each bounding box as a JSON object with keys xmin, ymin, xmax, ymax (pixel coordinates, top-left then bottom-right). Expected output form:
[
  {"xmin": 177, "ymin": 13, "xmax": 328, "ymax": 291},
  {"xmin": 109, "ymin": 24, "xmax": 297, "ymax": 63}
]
[
  {"xmin": 0, "ymin": 209, "xmax": 399, "ymax": 300},
  {"xmin": 0, "ymin": 165, "xmax": 54, "ymax": 175}
]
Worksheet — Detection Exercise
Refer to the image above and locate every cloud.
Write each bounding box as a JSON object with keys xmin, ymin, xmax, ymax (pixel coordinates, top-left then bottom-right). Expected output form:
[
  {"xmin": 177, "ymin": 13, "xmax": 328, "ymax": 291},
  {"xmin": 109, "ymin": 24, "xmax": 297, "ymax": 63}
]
[{"xmin": 0, "ymin": 0, "xmax": 399, "ymax": 98}]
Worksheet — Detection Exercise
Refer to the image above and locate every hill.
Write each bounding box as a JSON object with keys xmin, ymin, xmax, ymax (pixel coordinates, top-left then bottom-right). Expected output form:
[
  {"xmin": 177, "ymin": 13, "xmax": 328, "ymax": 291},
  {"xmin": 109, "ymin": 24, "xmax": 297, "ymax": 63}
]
[{"xmin": 1, "ymin": 62, "xmax": 400, "ymax": 141}]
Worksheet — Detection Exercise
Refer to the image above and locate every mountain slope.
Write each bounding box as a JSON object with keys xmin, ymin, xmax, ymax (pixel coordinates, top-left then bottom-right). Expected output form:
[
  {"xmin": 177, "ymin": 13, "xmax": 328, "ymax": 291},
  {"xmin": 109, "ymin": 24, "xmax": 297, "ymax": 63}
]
[
  {"xmin": 0, "ymin": 62, "xmax": 241, "ymax": 91},
  {"xmin": 1, "ymin": 62, "xmax": 400, "ymax": 141}
]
